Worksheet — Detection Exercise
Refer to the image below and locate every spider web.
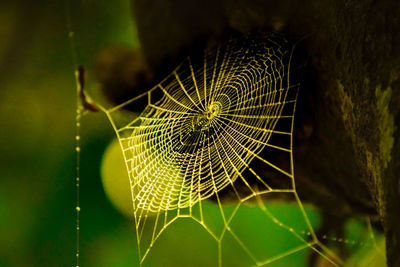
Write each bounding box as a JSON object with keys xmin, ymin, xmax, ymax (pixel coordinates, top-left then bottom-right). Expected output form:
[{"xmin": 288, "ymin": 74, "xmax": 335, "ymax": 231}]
[{"xmin": 97, "ymin": 33, "xmax": 343, "ymax": 266}]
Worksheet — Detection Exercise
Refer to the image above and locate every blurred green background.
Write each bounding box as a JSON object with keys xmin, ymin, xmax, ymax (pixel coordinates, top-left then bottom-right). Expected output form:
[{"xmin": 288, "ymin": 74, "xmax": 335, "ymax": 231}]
[{"xmin": 0, "ymin": 0, "xmax": 386, "ymax": 266}]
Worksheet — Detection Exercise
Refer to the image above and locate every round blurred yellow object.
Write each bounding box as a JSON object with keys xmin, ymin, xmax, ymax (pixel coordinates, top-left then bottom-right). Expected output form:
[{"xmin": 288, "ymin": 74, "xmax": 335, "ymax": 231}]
[{"xmin": 101, "ymin": 139, "xmax": 133, "ymax": 217}]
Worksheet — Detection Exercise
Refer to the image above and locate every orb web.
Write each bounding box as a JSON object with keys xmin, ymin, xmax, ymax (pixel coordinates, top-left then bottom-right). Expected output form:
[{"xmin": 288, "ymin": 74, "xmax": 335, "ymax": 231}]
[{"xmin": 99, "ymin": 33, "xmax": 343, "ymax": 266}]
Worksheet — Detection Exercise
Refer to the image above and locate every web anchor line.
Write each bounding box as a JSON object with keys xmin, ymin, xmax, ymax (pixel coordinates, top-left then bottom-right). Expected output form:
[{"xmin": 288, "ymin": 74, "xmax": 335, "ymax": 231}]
[{"xmin": 73, "ymin": 65, "xmax": 101, "ymax": 267}]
